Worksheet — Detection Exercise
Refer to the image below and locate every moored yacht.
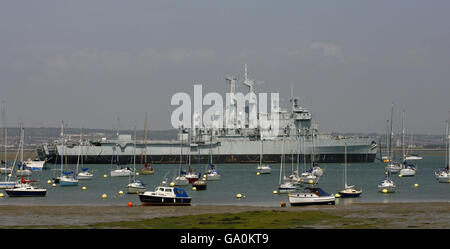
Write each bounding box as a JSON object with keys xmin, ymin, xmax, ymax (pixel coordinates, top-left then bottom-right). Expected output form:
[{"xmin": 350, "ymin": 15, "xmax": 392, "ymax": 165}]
[
  {"xmin": 289, "ymin": 187, "xmax": 335, "ymax": 206},
  {"xmin": 138, "ymin": 185, "xmax": 192, "ymax": 206}
]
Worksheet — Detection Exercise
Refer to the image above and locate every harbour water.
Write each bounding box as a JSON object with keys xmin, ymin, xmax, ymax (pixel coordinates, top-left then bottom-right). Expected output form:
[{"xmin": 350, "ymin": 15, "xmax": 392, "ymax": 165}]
[{"xmin": 0, "ymin": 153, "xmax": 449, "ymax": 207}]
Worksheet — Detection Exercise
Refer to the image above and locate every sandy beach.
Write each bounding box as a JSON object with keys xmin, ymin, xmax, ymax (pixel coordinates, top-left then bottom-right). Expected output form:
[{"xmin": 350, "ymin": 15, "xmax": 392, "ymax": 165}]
[{"xmin": 0, "ymin": 202, "xmax": 448, "ymax": 229}]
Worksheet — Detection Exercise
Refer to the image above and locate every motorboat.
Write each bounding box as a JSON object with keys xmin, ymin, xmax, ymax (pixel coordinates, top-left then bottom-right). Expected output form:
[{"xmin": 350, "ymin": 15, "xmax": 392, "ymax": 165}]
[
  {"xmin": 127, "ymin": 179, "xmax": 146, "ymax": 194},
  {"xmin": 24, "ymin": 158, "xmax": 47, "ymax": 171},
  {"xmin": 405, "ymin": 155, "xmax": 423, "ymax": 160},
  {"xmin": 289, "ymin": 187, "xmax": 335, "ymax": 206},
  {"xmin": 138, "ymin": 186, "xmax": 191, "ymax": 206}
]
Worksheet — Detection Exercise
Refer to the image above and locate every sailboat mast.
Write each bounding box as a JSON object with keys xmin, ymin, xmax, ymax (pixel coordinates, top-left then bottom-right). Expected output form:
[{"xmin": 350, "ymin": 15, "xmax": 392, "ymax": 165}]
[
  {"xmin": 2, "ymin": 102, "xmax": 6, "ymax": 182},
  {"xmin": 279, "ymin": 134, "xmax": 285, "ymax": 185},
  {"xmin": 344, "ymin": 143, "xmax": 347, "ymax": 188},
  {"xmin": 143, "ymin": 112, "xmax": 148, "ymax": 165},
  {"xmin": 116, "ymin": 117, "xmax": 120, "ymax": 165},
  {"xmin": 76, "ymin": 126, "xmax": 83, "ymax": 175},
  {"xmin": 133, "ymin": 120, "xmax": 137, "ymax": 182},
  {"xmin": 259, "ymin": 139, "xmax": 263, "ymax": 166},
  {"xmin": 402, "ymin": 110, "xmax": 405, "ymax": 160},
  {"xmin": 60, "ymin": 121, "xmax": 64, "ymax": 178},
  {"xmin": 179, "ymin": 126, "xmax": 183, "ymax": 176},
  {"xmin": 388, "ymin": 104, "xmax": 394, "ymax": 161}
]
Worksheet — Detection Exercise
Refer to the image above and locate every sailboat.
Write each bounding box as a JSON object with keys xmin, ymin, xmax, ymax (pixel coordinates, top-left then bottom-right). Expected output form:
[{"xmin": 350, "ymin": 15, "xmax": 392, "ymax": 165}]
[
  {"xmin": 140, "ymin": 113, "xmax": 154, "ymax": 175},
  {"xmin": 126, "ymin": 121, "xmax": 146, "ymax": 194},
  {"xmin": 192, "ymin": 140, "xmax": 207, "ymax": 190},
  {"xmin": 0, "ymin": 103, "xmax": 15, "ymax": 189},
  {"xmin": 256, "ymin": 139, "xmax": 272, "ymax": 174},
  {"xmin": 174, "ymin": 126, "xmax": 189, "ymax": 186},
  {"xmin": 76, "ymin": 127, "xmax": 93, "ymax": 180},
  {"xmin": 15, "ymin": 121, "xmax": 31, "ymax": 177},
  {"xmin": 385, "ymin": 104, "xmax": 401, "ymax": 174},
  {"xmin": 435, "ymin": 116, "xmax": 450, "ymax": 183},
  {"xmin": 110, "ymin": 118, "xmax": 134, "ymax": 177},
  {"xmin": 278, "ymin": 134, "xmax": 297, "ymax": 194},
  {"xmin": 378, "ymin": 105, "xmax": 396, "ymax": 193},
  {"xmin": 310, "ymin": 125, "xmax": 324, "ymax": 177},
  {"xmin": 204, "ymin": 129, "xmax": 220, "ymax": 181},
  {"xmin": 405, "ymin": 134, "xmax": 423, "ymax": 160},
  {"xmin": 338, "ymin": 143, "xmax": 362, "ymax": 197},
  {"xmin": 399, "ymin": 110, "xmax": 416, "ymax": 177},
  {"xmin": 5, "ymin": 176, "xmax": 47, "ymax": 197},
  {"xmin": 59, "ymin": 122, "xmax": 79, "ymax": 186},
  {"xmin": 299, "ymin": 130, "xmax": 318, "ymax": 186},
  {"xmin": 185, "ymin": 129, "xmax": 199, "ymax": 183}
]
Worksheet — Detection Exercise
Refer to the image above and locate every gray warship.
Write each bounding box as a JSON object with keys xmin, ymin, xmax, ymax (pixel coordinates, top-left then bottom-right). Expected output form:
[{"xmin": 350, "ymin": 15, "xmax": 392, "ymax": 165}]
[{"xmin": 37, "ymin": 66, "xmax": 378, "ymax": 165}]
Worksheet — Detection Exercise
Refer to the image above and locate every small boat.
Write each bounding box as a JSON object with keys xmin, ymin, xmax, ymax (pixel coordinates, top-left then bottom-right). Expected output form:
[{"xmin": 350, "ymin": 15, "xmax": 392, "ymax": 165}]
[
  {"xmin": 59, "ymin": 171, "xmax": 79, "ymax": 186},
  {"xmin": 312, "ymin": 163, "xmax": 324, "ymax": 177},
  {"xmin": 138, "ymin": 185, "xmax": 192, "ymax": 206},
  {"xmin": 257, "ymin": 139, "xmax": 272, "ymax": 174},
  {"xmin": 0, "ymin": 165, "xmax": 13, "ymax": 174},
  {"xmin": 16, "ymin": 163, "xmax": 32, "ymax": 176},
  {"xmin": 127, "ymin": 179, "xmax": 146, "ymax": 194},
  {"xmin": 185, "ymin": 170, "xmax": 199, "ymax": 183},
  {"xmin": 5, "ymin": 176, "xmax": 47, "ymax": 197},
  {"xmin": 405, "ymin": 155, "xmax": 423, "ymax": 160},
  {"xmin": 24, "ymin": 158, "xmax": 47, "ymax": 171},
  {"xmin": 192, "ymin": 178, "xmax": 207, "ymax": 190},
  {"xmin": 399, "ymin": 162, "xmax": 416, "ymax": 177},
  {"xmin": 174, "ymin": 175, "xmax": 189, "ymax": 186},
  {"xmin": 378, "ymin": 178, "xmax": 396, "ymax": 193},
  {"xmin": 289, "ymin": 187, "xmax": 335, "ymax": 206},
  {"xmin": 436, "ymin": 118, "xmax": 450, "ymax": 183},
  {"xmin": 140, "ymin": 164, "xmax": 154, "ymax": 175},
  {"xmin": 278, "ymin": 181, "xmax": 297, "ymax": 193},
  {"xmin": 386, "ymin": 162, "xmax": 402, "ymax": 174},
  {"xmin": 204, "ymin": 164, "xmax": 221, "ymax": 181},
  {"xmin": 0, "ymin": 180, "xmax": 16, "ymax": 189},
  {"xmin": 110, "ymin": 167, "xmax": 134, "ymax": 177},
  {"xmin": 338, "ymin": 144, "xmax": 362, "ymax": 198},
  {"xmin": 77, "ymin": 168, "xmax": 93, "ymax": 180}
]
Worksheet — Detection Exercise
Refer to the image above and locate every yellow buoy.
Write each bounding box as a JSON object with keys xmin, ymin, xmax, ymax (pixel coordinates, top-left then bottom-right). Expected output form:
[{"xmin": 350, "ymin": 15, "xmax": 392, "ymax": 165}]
[
  {"xmin": 136, "ymin": 172, "xmax": 140, "ymax": 176},
  {"xmin": 52, "ymin": 183, "xmax": 56, "ymax": 187},
  {"xmin": 308, "ymin": 180, "xmax": 314, "ymax": 184},
  {"xmin": 118, "ymin": 190, "xmax": 124, "ymax": 195},
  {"xmin": 0, "ymin": 193, "xmax": 4, "ymax": 197},
  {"xmin": 335, "ymin": 194, "xmax": 341, "ymax": 198},
  {"xmin": 102, "ymin": 194, "xmax": 107, "ymax": 199},
  {"xmin": 385, "ymin": 171, "xmax": 388, "ymax": 175},
  {"xmin": 8, "ymin": 174, "xmax": 11, "ymax": 177},
  {"xmin": 382, "ymin": 189, "xmax": 388, "ymax": 193},
  {"xmin": 398, "ymin": 174, "xmax": 403, "ymax": 178},
  {"xmin": 236, "ymin": 193, "xmax": 242, "ymax": 198},
  {"xmin": 47, "ymin": 180, "xmax": 52, "ymax": 184},
  {"xmin": 280, "ymin": 202, "xmax": 286, "ymax": 207},
  {"xmin": 256, "ymin": 172, "xmax": 261, "ymax": 176},
  {"xmin": 170, "ymin": 182, "xmax": 175, "ymax": 187},
  {"xmin": 192, "ymin": 187, "xmax": 197, "ymax": 191},
  {"xmin": 273, "ymin": 190, "xmax": 278, "ymax": 194},
  {"xmin": 103, "ymin": 174, "xmax": 108, "ymax": 178},
  {"xmin": 82, "ymin": 186, "xmax": 87, "ymax": 191},
  {"xmin": 414, "ymin": 183, "xmax": 419, "ymax": 188}
]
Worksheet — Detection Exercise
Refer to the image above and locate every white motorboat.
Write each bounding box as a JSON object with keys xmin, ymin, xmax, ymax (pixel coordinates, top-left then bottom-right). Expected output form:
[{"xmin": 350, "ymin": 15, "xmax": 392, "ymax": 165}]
[
  {"xmin": 278, "ymin": 181, "xmax": 297, "ymax": 193},
  {"xmin": 24, "ymin": 159, "xmax": 46, "ymax": 171},
  {"xmin": 257, "ymin": 165, "xmax": 272, "ymax": 174},
  {"xmin": 0, "ymin": 180, "xmax": 16, "ymax": 189},
  {"xmin": 289, "ymin": 187, "xmax": 335, "ymax": 206},
  {"xmin": 138, "ymin": 185, "xmax": 192, "ymax": 206},
  {"xmin": 405, "ymin": 155, "xmax": 423, "ymax": 160}
]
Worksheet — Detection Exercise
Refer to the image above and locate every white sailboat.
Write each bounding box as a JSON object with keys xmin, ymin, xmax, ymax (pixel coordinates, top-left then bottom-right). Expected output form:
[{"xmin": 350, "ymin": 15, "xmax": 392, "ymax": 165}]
[
  {"xmin": 338, "ymin": 143, "xmax": 362, "ymax": 197},
  {"xmin": 59, "ymin": 122, "xmax": 79, "ymax": 186},
  {"xmin": 278, "ymin": 134, "xmax": 297, "ymax": 193},
  {"xmin": 76, "ymin": 127, "xmax": 93, "ymax": 180},
  {"xmin": 435, "ymin": 117, "xmax": 450, "ymax": 183},
  {"xmin": 140, "ymin": 113, "xmax": 154, "ymax": 175},
  {"xmin": 385, "ymin": 104, "xmax": 401, "ymax": 174},
  {"xmin": 379, "ymin": 104, "xmax": 396, "ymax": 193},
  {"xmin": 204, "ymin": 129, "xmax": 221, "ymax": 181},
  {"xmin": 15, "ymin": 121, "xmax": 32, "ymax": 177},
  {"xmin": 127, "ymin": 121, "xmax": 146, "ymax": 194},
  {"xmin": 256, "ymin": 139, "xmax": 272, "ymax": 174},
  {"xmin": 110, "ymin": 117, "xmax": 134, "ymax": 177},
  {"xmin": 405, "ymin": 134, "xmax": 423, "ymax": 160},
  {"xmin": 174, "ymin": 126, "xmax": 189, "ymax": 186},
  {"xmin": 399, "ymin": 110, "xmax": 416, "ymax": 177},
  {"xmin": 0, "ymin": 103, "xmax": 15, "ymax": 189},
  {"xmin": 299, "ymin": 129, "xmax": 318, "ymax": 186}
]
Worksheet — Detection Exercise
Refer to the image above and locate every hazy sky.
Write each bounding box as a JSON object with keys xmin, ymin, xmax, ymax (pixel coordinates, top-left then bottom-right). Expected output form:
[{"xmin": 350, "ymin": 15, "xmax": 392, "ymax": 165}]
[{"xmin": 1, "ymin": 1, "xmax": 449, "ymax": 134}]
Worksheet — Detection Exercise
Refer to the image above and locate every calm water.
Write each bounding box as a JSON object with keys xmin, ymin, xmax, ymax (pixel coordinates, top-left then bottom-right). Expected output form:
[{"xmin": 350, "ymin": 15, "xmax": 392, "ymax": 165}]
[{"xmin": 1, "ymin": 155, "xmax": 449, "ymax": 207}]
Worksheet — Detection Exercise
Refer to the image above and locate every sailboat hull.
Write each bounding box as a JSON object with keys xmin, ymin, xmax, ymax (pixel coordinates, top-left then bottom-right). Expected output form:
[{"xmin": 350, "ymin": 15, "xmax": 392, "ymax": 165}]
[{"xmin": 5, "ymin": 189, "xmax": 47, "ymax": 197}]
